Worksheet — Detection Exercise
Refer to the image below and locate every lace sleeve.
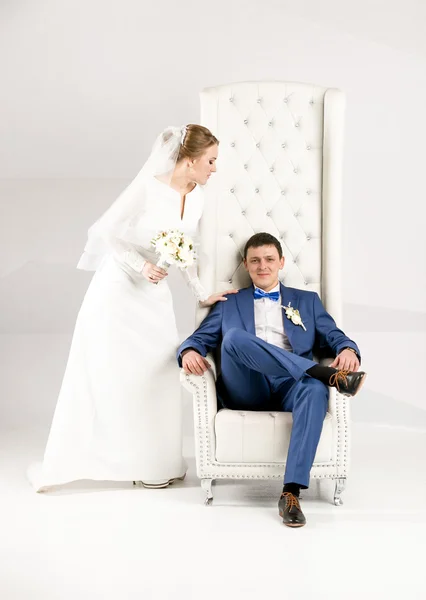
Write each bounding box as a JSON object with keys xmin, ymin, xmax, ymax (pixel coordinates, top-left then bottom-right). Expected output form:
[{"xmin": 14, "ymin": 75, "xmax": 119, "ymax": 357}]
[
  {"xmin": 181, "ymin": 263, "xmax": 209, "ymax": 302},
  {"xmin": 105, "ymin": 235, "xmax": 148, "ymax": 274}
]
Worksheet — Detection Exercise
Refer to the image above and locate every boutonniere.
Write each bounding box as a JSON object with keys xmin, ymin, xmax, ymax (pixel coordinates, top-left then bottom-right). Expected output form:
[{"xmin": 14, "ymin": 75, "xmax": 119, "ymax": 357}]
[{"xmin": 282, "ymin": 302, "xmax": 307, "ymax": 331}]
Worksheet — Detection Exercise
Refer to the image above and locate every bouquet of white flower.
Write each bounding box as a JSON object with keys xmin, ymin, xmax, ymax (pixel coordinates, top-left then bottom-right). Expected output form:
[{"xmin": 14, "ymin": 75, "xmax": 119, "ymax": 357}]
[{"xmin": 150, "ymin": 229, "xmax": 196, "ymax": 272}]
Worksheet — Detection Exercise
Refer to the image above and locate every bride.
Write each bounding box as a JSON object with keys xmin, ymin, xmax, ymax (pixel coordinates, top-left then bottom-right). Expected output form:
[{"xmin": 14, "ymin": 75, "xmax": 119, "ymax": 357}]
[{"xmin": 30, "ymin": 124, "xmax": 235, "ymax": 491}]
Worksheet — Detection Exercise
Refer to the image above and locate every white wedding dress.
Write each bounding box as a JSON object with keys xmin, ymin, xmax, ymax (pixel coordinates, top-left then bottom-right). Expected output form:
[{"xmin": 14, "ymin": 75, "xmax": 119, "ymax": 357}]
[{"xmin": 30, "ymin": 177, "xmax": 206, "ymax": 490}]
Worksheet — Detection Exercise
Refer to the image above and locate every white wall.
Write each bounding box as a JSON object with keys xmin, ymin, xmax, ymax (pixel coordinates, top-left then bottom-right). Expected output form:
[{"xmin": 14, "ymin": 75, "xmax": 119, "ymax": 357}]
[{"xmin": 1, "ymin": 0, "xmax": 425, "ymax": 430}]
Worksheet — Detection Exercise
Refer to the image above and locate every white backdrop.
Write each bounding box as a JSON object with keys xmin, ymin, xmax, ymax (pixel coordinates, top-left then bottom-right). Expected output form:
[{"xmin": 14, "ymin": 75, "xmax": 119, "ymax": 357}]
[{"xmin": 1, "ymin": 0, "xmax": 425, "ymax": 435}]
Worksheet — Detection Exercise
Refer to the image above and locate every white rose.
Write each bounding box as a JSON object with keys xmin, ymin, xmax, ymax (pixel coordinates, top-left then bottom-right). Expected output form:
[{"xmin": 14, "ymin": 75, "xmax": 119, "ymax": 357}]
[
  {"xmin": 178, "ymin": 248, "xmax": 190, "ymax": 262},
  {"xmin": 157, "ymin": 239, "xmax": 169, "ymax": 251}
]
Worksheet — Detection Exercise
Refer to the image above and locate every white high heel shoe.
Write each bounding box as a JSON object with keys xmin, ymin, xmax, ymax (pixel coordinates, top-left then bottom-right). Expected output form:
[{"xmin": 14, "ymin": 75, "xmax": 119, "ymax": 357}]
[{"xmin": 133, "ymin": 473, "xmax": 186, "ymax": 489}]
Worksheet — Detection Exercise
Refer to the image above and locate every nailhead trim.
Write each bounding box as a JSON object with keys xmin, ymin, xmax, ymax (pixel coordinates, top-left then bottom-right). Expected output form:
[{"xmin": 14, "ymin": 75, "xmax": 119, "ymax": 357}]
[{"xmin": 184, "ymin": 373, "xmax": 349, "ymax": 481}]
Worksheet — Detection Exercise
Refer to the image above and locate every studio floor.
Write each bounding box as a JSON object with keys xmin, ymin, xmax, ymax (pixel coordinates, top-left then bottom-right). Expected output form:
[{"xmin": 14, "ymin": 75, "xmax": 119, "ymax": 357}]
[{"xmin": 0, "ymin": 423, "xmax": 425, "ymax": 600}]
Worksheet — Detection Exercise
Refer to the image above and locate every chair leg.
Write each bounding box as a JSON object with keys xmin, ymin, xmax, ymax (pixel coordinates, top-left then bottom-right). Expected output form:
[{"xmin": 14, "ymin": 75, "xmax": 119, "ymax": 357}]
[
  {"xmin": 334, "ymin": 477, "xmax": 346, "ymax": 506},
  {"xmin": 201, "ymin": 478, "xmax": 214, "ymax": 505}
]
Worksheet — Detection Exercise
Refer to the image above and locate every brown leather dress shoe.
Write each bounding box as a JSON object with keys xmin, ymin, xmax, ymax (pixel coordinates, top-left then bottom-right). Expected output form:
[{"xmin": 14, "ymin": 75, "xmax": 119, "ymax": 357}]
[
  {"xmin": 329, "ymin": 370, "xmax": 367, "ymax": 397},
  {"xmin": 278, "ymin": 492, "xmax": 306, "ymax": 527}
]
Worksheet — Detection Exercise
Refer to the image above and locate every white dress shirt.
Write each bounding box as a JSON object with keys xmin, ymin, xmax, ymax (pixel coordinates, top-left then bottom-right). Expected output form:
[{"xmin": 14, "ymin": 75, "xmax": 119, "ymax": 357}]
[{"xmin": 254, "ymin": 283, "xmax": 293, "ymax": 352}]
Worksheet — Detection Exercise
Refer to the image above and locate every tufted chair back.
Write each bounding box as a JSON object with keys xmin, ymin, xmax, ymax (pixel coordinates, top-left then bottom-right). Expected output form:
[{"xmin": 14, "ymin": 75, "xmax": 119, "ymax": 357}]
[
  {"xmin": 182, "ymin": 82, "xmax": 349, "ymax": 507},
  {"xmin": 197, "ymin": 81, "xmax": 345, "ymax": 325}
]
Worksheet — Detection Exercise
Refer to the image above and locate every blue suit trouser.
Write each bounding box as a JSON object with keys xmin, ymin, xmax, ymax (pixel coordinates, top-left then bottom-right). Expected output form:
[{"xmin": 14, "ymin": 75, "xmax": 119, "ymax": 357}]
[{"xmin": 220, "ymin": 328, "xmax": 328, "ymax": 488}]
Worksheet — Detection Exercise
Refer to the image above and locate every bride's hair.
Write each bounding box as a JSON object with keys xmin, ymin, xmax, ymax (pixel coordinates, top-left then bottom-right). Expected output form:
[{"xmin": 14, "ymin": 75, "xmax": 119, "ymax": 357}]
[{"xmin": 176, "ymin": 125, "xmax": 219, "ymax": 161}]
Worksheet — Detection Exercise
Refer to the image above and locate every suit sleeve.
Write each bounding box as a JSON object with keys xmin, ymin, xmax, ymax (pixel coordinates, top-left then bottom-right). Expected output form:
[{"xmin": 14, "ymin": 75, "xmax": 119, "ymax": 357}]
[
  {"xmin": 176, "ymin": 300, "xmax": 224, "ymax": 366},
  {"xmin": 313, "ymin": 293, "xmax": 361, "ymax": 362}
]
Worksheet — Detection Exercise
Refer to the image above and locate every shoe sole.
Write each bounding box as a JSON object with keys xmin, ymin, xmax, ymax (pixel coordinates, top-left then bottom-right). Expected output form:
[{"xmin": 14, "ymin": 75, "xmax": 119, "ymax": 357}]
[
  {"xmin": 279, "ymin": 510, "xmax": 306, "ymax": 527},
  {"xmin": 343, "ymin": 372, "xmax": 367, "ymax": 397}
]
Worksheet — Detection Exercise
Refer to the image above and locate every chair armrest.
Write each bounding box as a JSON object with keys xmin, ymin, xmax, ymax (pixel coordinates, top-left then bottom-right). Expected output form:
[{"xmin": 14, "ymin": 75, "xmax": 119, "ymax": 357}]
[
  {"xmin": 180, "ymin": 353, "xmax": 219, "ymax": 473},
  {"xmin": 320, "ymin": 357, "xmax": 350, "ymax": 419},
  {"xmin": 204, "ymin": 352, "xmax": 218, "ymax": 380},
  {"xmin": 179, "ymin": 353, "xmax": 219, "ymax": 419}
]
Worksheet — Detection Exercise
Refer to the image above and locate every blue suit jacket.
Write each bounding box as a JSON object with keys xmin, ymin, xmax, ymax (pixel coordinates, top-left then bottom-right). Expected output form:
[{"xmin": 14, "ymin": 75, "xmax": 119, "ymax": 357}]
[{"xmin": 177, "ymin": 283, "xmax": 360, "ymax": 366}]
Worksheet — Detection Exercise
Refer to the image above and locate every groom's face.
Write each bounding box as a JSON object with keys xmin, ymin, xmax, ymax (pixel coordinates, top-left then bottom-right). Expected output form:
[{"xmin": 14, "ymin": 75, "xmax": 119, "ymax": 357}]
[{"xmin": 244, "ymin": 245, "xmax": 284, "ymax": 292}]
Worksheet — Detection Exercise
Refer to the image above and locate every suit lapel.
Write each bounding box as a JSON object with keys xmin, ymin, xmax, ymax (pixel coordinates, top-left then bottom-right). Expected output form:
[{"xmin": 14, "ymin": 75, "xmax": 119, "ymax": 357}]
[
  {"xmin": 280, "ymin": 283, "xmax": 297, "ymax": 348},
  {"xmin": 235, "ymin": 285, "xmax": 255, "ymax": 334}
]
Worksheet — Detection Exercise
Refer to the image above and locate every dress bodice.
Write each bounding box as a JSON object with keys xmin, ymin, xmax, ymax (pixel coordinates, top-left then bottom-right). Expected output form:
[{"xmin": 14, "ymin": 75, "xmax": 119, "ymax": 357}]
[
  {"xmin": 144, "ymin": 177, "xmax": 204, "ymax": 236},
  {"xmin": 129, "ymin": 177, "xmax": 204, "ymax": 259},
  {"xmin": 110, "ymin": 177, "xmax": 207, "ymax": 301}
]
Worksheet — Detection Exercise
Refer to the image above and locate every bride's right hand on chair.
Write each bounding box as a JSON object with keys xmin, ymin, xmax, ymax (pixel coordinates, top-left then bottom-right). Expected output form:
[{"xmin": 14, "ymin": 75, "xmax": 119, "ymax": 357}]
[
  {"xmin": 142, "ymin": 262, "xmax": 168, "ymax": 284},
  {"xmin": 199, "ymin": 288, "xmax": 239, "ymax": 308}
]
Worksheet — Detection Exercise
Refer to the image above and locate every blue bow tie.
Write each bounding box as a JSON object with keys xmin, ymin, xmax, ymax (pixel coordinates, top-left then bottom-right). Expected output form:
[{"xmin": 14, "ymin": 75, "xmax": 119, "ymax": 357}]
[{"xmin": 253, "ymin": 288, "xmax": 280, "ymax": 302}]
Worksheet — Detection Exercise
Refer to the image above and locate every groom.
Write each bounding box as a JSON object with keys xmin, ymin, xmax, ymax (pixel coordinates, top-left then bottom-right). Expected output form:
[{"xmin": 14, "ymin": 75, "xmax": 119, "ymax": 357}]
[{"xmin": 177, "ymin": 233, "xmax": 366, "ymax": 527}]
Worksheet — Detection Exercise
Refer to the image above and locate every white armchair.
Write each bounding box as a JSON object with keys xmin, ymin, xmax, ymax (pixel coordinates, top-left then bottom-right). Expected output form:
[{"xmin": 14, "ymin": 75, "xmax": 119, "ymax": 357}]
[{"xmin": 181, "ymin": 81, "xmax": 349, "ymax": 506}]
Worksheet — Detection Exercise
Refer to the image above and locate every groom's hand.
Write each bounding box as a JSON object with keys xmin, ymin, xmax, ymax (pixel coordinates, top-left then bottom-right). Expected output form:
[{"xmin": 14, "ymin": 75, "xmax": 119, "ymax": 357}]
[
  {"xmin": 331, "ymin": 349, "xmax": 360, "ymax": 372},
  {"xmin": 182, "ymin": 349, "xmax": 211, "ymax": 376}
]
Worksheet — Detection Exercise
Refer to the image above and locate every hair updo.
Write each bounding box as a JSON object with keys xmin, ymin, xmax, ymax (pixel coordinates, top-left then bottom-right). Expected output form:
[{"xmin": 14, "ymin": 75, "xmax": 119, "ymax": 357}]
[
  {"xmin": 178, "ymin": 124, "xmax": 218, "ymax": 161},
  {"xmin": 162, "ymin": 124, "xmax": 218, "ymax": 162},
  {"xmin": 160, "ymin": 124, "xmax": 218, "ymax": 173}
]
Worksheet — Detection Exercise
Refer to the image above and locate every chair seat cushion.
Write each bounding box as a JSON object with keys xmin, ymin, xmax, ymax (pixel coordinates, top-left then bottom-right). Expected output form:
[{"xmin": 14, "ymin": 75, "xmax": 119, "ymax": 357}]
[{"xmin": 214, "ymin": 409, "xmax": 333, "ymax": 464}]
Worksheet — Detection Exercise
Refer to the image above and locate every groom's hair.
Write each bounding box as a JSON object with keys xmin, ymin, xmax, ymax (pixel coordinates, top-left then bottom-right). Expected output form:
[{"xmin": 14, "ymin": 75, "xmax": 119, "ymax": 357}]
[{"xmin": 243, "ymin": 233, "xmax": 283, "ymax": 259}]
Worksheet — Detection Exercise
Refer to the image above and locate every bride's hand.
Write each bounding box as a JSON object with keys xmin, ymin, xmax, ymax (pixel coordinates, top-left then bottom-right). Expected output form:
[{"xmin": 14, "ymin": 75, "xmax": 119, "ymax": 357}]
[
  {"xmin": 142, "ymin": 261, "xmax": 168, "ymax": 284},
  {"xmin": 200, "ymin": 288, "xmax": 239, "ymax": 307}
]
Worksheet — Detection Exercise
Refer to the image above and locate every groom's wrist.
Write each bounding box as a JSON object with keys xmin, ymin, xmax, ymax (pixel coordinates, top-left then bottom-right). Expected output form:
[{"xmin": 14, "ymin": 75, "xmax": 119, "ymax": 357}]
[
  {"xmin": 181, "ymin": 348, "xmax": 196, "ymax": 357},
  {"xmin": 342, "ymin": 347, "xmax": 361, "ymax": 362}
]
